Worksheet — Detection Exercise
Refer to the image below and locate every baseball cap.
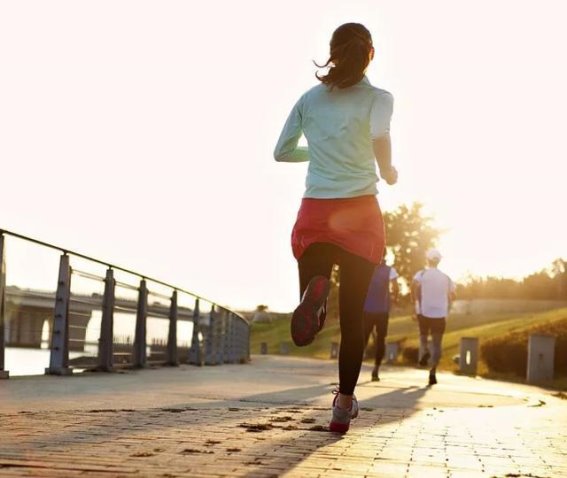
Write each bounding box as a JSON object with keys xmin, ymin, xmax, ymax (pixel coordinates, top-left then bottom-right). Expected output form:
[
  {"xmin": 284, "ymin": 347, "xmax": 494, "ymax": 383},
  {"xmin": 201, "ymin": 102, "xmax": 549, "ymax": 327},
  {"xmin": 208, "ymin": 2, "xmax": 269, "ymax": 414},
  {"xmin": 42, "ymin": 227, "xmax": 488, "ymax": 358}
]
[{"xmin": 426, "ymin": 248, "xmax": 442, "ymax": 261}]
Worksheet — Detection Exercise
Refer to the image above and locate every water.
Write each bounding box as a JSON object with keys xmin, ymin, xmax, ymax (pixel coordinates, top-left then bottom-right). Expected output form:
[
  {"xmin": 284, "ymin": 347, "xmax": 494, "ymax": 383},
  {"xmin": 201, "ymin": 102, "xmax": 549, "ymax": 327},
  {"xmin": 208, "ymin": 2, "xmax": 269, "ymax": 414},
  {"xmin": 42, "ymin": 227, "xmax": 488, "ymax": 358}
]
[
  {"xmin": 4, "ymin": 347, "xmax": 85, "ymax": 376},
  {"xmin": 4, "ymin": 319, "xmax": 194, "ymax": 376},
  {"xmin": 2, "ymin": 313, "xmax": 194, "ymax": 376}
]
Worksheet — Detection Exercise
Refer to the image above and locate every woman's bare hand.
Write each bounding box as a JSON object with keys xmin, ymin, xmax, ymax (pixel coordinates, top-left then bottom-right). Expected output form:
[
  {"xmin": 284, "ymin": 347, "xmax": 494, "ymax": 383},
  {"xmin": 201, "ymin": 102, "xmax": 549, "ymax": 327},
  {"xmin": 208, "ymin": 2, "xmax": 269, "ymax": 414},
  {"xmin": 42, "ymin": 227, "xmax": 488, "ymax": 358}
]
[{"xmin": 381, "ymin": 166, "xmax": 398, "ymax": 185}]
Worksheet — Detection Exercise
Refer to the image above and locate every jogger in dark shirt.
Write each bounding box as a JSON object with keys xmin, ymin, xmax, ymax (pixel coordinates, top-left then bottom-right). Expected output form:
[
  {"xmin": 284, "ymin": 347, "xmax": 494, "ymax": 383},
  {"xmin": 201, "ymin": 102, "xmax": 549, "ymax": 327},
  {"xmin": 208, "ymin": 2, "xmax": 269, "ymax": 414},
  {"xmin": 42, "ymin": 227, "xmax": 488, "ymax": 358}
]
[{"xmin": 363, "ymin": 252, "xmax": 399, "ymax": 381}]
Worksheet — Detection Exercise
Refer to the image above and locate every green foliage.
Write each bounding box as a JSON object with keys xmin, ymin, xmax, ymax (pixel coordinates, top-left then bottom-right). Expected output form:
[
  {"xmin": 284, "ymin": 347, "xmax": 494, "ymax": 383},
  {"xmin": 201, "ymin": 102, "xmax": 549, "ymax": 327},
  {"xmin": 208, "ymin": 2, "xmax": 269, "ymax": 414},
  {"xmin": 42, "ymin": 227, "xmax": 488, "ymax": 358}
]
[
  {"xmin": 458, "ymin": 258, "xmax": 567, "ymax": 301},
  {"xmin": 250, "ymin": 306, "xmax": 567, "ymax": 384},
  {"xmin": 481, "ymin": 316, "xmax": 567, "ymax": 377}
]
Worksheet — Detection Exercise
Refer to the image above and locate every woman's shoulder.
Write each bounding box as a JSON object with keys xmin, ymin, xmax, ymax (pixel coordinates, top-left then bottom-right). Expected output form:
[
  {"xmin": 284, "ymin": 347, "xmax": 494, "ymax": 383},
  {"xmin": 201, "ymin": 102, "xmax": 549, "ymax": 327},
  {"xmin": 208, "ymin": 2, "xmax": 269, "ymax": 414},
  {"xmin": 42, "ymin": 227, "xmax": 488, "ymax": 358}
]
[
  {"xmin": 369, "ymin": 85, "xmax": 393, "ymax": 100},
  {"xmin": 302, "ymin": 82, "xmax": 329, "ymax": 98},
  {"xmin": 301, "ymin": 81, "xmax": 393, "ymax": 104},
  {"xmin": 366, "ymin": 85, "xmax": 394, "ymax": 112}
]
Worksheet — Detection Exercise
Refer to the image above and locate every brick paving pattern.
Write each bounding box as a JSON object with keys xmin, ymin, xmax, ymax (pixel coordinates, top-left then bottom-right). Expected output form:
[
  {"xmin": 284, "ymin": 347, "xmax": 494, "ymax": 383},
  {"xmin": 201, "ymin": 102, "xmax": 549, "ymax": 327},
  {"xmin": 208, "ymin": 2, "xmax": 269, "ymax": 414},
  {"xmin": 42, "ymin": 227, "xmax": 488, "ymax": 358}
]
[{"xmin": 1, "ymin": 356, "xmax": 566, "ymax": 477}]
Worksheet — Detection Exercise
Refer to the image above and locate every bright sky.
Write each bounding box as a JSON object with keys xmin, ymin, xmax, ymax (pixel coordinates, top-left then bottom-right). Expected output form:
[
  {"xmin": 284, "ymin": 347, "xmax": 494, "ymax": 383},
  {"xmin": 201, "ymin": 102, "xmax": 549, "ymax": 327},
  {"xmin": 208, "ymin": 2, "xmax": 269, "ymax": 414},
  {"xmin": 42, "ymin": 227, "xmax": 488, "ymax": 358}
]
[{"xmin": 1, "ymin": 0, "xmax": 566, "ymax": 312}]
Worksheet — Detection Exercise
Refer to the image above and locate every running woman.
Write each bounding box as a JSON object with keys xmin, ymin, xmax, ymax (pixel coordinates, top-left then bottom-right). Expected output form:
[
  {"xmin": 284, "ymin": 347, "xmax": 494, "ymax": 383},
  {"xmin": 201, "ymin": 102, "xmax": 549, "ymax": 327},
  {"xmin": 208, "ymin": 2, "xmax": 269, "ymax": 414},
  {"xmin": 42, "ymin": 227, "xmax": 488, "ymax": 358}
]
[{"xmin": 274, "ymin": 23, "xmax": 397, "ymax": 433}]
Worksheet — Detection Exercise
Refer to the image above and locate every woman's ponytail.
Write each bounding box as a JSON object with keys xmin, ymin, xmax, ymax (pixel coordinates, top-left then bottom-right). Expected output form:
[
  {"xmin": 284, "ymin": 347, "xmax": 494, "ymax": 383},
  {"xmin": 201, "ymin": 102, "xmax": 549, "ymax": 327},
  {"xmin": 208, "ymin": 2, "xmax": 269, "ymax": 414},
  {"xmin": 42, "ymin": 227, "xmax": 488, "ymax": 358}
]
[{"xmin": 316, "ymin": 23, "xmax": 373, "ymax": 89}]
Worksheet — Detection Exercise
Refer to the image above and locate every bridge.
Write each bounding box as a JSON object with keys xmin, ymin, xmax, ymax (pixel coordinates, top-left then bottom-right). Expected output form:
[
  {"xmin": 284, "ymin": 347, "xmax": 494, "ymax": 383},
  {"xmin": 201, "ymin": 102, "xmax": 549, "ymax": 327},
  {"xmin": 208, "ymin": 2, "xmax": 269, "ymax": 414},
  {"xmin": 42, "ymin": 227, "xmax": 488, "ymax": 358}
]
[{"xmin": 4, "ymin": 286, "xmax": 197, "ymax": 350}]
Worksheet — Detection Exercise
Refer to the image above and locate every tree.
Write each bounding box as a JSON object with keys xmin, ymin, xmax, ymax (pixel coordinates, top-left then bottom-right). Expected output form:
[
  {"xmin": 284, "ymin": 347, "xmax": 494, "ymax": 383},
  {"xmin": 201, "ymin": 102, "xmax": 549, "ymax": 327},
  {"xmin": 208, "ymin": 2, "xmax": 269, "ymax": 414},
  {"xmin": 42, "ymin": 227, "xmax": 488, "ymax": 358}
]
[
  {"xmin": 384, "ymin": 203, "xmax": 441, "ymax": 287},
  {"xmin": 552, "ymin": 259, "xmax": 567, "ymax": 300},
  {"xmin": 455, "ymin": 258, "xmax": 567, "ymax": 300}
]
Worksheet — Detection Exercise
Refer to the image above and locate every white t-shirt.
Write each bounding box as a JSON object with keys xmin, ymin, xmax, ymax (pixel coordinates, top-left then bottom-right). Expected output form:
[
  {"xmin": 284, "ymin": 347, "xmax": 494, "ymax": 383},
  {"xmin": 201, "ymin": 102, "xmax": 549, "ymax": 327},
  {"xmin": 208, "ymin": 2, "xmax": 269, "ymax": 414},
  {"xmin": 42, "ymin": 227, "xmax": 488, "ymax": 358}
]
[{"xmin": 413, "ymin": 268, "xmax": 455, "ymax": 319}]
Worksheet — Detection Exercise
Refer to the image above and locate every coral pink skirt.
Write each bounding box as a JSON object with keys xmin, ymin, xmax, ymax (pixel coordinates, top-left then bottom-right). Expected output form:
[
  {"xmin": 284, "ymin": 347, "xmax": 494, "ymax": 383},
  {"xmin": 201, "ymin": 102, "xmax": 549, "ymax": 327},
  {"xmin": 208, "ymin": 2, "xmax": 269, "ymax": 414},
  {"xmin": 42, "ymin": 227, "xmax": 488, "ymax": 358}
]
[{"xmin": 291, "ymin": 195, "xmax": 385, "ymax": 264}]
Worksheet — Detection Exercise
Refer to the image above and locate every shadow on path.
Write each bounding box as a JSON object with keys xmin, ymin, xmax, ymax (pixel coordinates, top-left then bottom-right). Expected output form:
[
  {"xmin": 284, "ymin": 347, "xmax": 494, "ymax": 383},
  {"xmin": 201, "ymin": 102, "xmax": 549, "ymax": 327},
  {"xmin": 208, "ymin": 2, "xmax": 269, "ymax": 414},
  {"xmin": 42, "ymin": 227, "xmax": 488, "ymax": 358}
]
[{"xmin": 0, "ymin": 377, "xmax": 432, "ymax": 477}]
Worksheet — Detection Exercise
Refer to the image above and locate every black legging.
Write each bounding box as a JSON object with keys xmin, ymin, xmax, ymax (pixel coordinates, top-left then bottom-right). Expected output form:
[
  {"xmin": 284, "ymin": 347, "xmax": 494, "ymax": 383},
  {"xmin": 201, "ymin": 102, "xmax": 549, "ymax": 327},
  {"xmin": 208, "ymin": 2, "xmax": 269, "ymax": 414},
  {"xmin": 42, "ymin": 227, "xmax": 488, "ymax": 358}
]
[
  {"xmin": 298, "ymin": 243, "xmax": 376, "ymax": 395},
  {"xmin": 363, "ymin": 312, "xmax": 389, "ymax": 368}
]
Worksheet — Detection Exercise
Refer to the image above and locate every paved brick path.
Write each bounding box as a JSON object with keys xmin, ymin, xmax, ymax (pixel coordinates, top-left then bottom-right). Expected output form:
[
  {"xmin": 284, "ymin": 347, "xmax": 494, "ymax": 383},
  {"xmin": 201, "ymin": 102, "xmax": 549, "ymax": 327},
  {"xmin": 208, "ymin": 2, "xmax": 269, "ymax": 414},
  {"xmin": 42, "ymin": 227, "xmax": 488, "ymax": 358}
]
[{"xmin": 1, "ymin": 356, "xmax": 566, "ymax": 477}]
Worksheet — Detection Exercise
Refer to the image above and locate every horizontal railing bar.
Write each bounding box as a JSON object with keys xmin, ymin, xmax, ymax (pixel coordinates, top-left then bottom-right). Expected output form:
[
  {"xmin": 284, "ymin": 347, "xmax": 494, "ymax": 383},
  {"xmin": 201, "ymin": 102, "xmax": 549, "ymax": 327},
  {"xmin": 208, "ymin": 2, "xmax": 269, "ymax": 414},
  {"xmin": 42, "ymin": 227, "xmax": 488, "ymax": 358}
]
[
  {"xmin": 147, "ymin": 290, "xmax": 172, "ymax": 301},
  {"xmin": 72, "ymin": 269, "xmax": 105, "ymax": 282},
  {"xmin": 114, "ymin": 305, "xmax": 137, "ymax": 313},
  {"xmin": 114, "ymin": 280, "xmax": 139, "ymax": 291},
  {"xmin": 70, "ymin": 298, "xmax": 102, "ymax": 306},
  {"xmin": 147, "ymin": 312, "xmax": 170, "ymax": 320},
  {"xmin": 0, "ymin": 229, "xmax": 247, "ymax": 321}
]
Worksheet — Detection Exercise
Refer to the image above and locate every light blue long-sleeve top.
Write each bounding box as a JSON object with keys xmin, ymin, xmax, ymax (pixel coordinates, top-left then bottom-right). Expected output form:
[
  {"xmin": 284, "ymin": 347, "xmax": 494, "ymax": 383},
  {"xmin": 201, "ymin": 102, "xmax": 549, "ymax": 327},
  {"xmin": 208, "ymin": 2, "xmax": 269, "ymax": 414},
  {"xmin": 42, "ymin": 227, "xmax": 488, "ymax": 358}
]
[{"xmin": 274, "ymin": 76, "xmax": 393, "ymax": 199}]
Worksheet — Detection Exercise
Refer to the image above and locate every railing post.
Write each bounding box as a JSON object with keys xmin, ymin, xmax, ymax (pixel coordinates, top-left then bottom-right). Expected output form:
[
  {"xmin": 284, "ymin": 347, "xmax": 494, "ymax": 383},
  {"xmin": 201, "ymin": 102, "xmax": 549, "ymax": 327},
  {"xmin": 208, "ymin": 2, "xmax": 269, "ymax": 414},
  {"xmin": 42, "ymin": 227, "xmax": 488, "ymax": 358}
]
[
  {"xmin": 205, "ymin": 304, "xmax": 218, "ymax": 365},
  {"xmin": 98, "ymin": 268, "xmax": 115, "ymax": 372},
  {"xmin": 239, "ymin": 318, "xmax": 250, "ymax": 363},
  {"xmin": 223, "ymin": 311, "xmax": 231, "ymax": 363},
  {"xmin": 132, "ymin": 279, "xmax": 148, "ymax": 368},
  {"xmin": 166, "ymin": 290, "xmax": 178, "ymax": 366},
  {"xmin": 45, "ymin": 253, "xmax": 73, "ymax": 375},
  {"xmin": 0, "ymin": 234, "xmax": 8, "ymax": 379},
  {"xmin": 229, "ymin": 313, "xmax": 238, "ymax": 363},
  {"xmin": 245, "ymin": 319, "xmax": 251, "ymax": 363},
  {"xmin": 234, "ymin": 317, "xmax": 242, "ymax": 359},
  {"xmin": 228, "ymin": 313, "xmax": 236, "ymax": 363},
  {"xmin": 217, "ymin": 309, "xmax": 227, "ymax": 364},
  {"xmin": 188, "ymin": 298, "xmax": 202, "ymax": 365}
]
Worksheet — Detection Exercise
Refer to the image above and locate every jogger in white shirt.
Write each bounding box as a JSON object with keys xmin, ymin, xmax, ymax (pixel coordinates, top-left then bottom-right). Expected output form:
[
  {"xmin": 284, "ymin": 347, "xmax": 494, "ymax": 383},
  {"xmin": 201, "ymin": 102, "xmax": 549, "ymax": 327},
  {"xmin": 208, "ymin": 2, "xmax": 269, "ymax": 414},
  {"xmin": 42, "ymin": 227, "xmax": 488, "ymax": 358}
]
[{"xmin": 411, "ymin": 249, "xmax": 456, "ymax": 385}]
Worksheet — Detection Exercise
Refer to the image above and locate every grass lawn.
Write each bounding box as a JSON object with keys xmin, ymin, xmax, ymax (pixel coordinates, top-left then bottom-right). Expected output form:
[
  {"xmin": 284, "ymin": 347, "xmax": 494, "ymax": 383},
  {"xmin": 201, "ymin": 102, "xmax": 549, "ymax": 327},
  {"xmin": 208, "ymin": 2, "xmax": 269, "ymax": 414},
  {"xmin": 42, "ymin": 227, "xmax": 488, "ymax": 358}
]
[{"xmin": 250, "ymin": 307, "xmax": 567, "ymax": 390}]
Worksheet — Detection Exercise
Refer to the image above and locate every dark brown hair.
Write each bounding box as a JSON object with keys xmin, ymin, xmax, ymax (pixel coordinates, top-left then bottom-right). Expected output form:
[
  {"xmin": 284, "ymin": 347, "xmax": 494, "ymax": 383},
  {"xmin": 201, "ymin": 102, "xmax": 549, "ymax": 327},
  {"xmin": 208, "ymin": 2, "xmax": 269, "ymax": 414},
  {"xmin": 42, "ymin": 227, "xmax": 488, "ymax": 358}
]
[{"xmin": 316, "ymin": 23, "xmax": 373, "ymax": 89}]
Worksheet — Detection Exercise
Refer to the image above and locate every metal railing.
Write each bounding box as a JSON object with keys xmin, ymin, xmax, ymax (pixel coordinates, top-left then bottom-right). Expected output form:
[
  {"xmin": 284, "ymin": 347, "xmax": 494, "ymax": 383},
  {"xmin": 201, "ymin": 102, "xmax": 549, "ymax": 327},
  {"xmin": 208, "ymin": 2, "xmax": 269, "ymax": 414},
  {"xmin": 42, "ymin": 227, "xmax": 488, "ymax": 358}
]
[{"xmin": 0, "ymin": 229, "xmax": 250, "ymax": 378}]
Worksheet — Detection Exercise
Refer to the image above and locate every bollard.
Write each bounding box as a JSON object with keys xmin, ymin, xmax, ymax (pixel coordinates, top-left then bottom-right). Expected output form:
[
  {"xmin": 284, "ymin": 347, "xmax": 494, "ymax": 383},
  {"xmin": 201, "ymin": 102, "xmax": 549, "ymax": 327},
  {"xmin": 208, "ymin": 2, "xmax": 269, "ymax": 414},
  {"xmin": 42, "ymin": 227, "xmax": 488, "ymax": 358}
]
[
  {"xmin": 459, "ymin": 337, "xmax": 479, "ymax": 375},
  {"xmin": 385, "ymin": 342, "xmax": 399, "ymax": 364},
  {"xmin": 330, "ymin": 342, "xmax": 339, "ymax": 359},
  {"xmin": 0, "ymin": 234, "xmax": 8, "ymax": 379},
  {"xmin": 260, "ymin": 342, "xmax": 268, "ymax": 355},
  {"xmin": 527, "ymin": 334, "xmax": 555, "ymax": 384},
  {"xmin": 279, "ymin": 342, "xmax": 290, "ymax": 355}
]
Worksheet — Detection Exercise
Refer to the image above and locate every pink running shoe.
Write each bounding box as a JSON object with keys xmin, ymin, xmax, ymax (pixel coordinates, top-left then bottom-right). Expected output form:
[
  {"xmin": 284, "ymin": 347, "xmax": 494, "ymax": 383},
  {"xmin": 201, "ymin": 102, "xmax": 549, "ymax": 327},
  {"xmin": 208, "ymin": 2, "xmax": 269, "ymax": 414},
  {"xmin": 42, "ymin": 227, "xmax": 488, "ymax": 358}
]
[
  {"xmin": 291, "ymin": 276, "xmax": 330, "ymax": 347},
  {"xmin": 329, "ymin": 391, "xmax": 359, "ymax": 433}
]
